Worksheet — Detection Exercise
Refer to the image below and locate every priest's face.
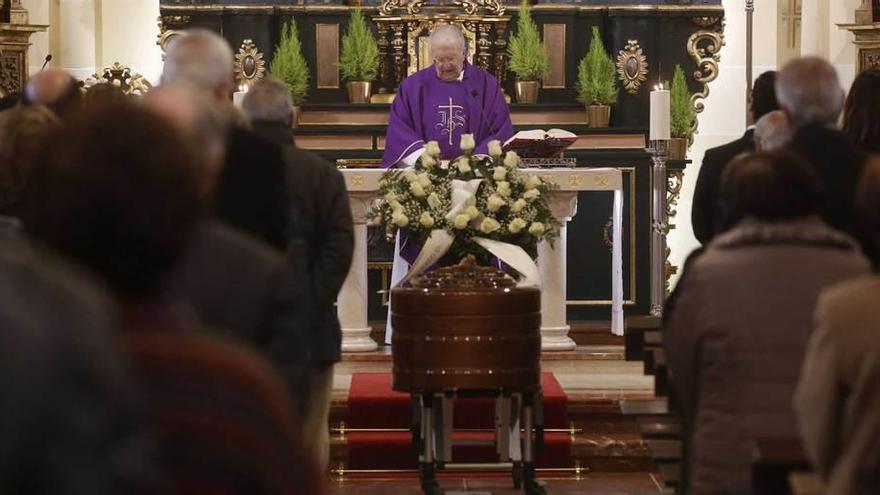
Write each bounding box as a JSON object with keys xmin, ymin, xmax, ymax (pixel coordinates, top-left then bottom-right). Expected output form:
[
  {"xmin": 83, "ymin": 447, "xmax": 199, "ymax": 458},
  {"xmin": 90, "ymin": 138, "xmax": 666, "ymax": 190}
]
[{"xmin": 432, "ymin": 42, "xmax": 466, "ymax": 81}]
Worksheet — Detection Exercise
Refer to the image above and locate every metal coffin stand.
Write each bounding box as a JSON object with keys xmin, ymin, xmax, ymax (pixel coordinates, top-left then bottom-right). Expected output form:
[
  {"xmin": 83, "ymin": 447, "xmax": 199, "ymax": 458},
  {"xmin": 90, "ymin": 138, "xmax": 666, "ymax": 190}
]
[{"xmin": 391, "ymin": 260, "xmax": 546, "ymax": 494}]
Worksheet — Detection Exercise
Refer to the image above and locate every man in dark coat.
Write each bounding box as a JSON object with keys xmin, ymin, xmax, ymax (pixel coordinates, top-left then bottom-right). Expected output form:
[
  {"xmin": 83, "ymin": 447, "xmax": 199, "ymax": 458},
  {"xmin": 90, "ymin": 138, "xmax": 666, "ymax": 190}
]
[
  {"xmin": 691, "ymin": 71, "xmax": 779, "ymax": 245},
  {"xmin": 243, "ymin": 77, "xmax": 354, "ymax": 469},
  {"xmin": 777, "ymin": 56, "xmax": 867, "ymax": 241}
]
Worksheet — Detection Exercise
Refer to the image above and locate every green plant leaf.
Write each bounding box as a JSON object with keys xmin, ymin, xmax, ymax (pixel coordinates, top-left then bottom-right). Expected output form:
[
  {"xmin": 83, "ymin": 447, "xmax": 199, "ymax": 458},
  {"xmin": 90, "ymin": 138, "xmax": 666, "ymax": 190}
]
[
  {"xmin": 575, "ymin": 27, "xmax": 618, "ymax": 106},
  {"xmin": 340, "ymin": 8, "xmax": 380, "ymax": 82},
  {"xmin": 670, "ymin": 64, "xmax": 697, "ymax": 141},
  {"xmin": 507, "ymin": 0, "xmax": 549, "ymax": 82},
  {"xmin": 270, "ymin": 19, "xmax": 310, "ymax": 105}
]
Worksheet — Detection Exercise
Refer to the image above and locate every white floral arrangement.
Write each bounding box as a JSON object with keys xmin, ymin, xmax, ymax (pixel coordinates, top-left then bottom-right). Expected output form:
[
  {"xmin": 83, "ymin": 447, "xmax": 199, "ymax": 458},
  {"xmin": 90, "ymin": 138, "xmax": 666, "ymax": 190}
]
[{"xmin": 374, "ymin": 134, "xmax": 559, "ymax": 268}]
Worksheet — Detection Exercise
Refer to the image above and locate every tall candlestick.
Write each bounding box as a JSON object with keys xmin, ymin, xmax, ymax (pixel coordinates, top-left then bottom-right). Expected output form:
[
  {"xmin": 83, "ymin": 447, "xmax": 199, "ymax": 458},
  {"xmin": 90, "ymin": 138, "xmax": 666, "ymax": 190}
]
[{"xmin": 649, "ymin": 88, "xmax": 671, "ymax": 141}]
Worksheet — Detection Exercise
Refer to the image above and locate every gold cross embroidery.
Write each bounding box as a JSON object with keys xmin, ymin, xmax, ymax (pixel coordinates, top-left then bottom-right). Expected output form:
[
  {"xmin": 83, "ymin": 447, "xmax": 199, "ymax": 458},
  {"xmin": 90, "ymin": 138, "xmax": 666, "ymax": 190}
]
[{"xmin": 436, "ymin": 97, "xmax": 466, "ymax": 146}]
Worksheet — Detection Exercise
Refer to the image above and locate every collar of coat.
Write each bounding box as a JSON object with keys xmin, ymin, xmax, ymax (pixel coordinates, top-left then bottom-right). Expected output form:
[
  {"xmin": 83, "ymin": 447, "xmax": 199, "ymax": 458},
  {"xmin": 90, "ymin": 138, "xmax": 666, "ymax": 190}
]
[{"xmin": 712, "ymin": 215, "xmax": 860, "ymax": 251}]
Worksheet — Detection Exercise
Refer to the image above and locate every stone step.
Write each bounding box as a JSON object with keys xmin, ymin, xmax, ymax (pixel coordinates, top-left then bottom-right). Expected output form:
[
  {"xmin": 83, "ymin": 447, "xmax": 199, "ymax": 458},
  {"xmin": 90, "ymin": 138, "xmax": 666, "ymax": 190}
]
[{"xmin": 637, "ymin": 417, "xmax": 681, "ymax": 439}]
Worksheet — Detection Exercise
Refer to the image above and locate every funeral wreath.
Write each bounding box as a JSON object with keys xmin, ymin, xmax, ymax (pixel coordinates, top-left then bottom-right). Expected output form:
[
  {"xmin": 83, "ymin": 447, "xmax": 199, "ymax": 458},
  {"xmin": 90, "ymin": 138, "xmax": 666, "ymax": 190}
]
[{"xmin": 373, "ymin": 135, "xmax": 560, "ymax": 284}]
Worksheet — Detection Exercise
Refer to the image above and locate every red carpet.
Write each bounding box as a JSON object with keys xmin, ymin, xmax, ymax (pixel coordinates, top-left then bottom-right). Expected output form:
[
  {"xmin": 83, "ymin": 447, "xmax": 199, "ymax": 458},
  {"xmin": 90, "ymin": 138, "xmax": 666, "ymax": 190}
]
[
  {"xmin": 347, "ymin": 372, "xmax": 568, "ymax": 429},
  {"xmin": 346, "ymin": 373, "xmax": 571, "ymax": 469}
]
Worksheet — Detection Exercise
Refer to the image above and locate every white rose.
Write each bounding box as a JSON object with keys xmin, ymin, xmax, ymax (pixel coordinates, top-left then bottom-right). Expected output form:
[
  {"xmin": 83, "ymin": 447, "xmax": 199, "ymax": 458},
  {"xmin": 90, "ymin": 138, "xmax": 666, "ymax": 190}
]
[
  {"xmin": 487, "ymin": 194, "xmax": 506, "ymax": 212},
  {"xmin": 454, "ymin": 214, "xmax": 470, "ymax": 229},
  {"xmin": 419, "ymin": 212, "xmax": 435, "ymax": 228},
  {"xmin": 457, "ymin": 159, "xmax": 472, "ymax": 174},
  {"xmin": 420, "ymin": 153, "xmax": 436, "ymax": 169},
  {"xmin": 384, "ymin": 192, "xmax": 398, "ymax": 203},
  {"xmin": 460, "ymin": 133, "xmax": 475, "ymax": 153},
  {"xmin": 488, "ymin": 140, "xmax": 503, "ymax": 158},
  {"xmin": 416, "ymin": 172, "xmax": 431, "ymax": 188},
  {"xmin": 523, "ymin": 188, "xmax": 541, "ymax": 201},
  {"xmin": 427, "ymin": 192, "xmax": 441, "ymax": 209},
  {"xmin": 392, "ymin": 212, "xmax": 409, "ymax": 227},
  {"xmin": 409, "ymin": 182, "xmax": 426, "ymax": 197},
  {"xmin": 493, "ymin": 166, "xmax": 507, "ymax": 181},
  {"xmin": 511, "ymin": 198, "xmax": 528, "ymax": 213},
  {"xmin": 504, "ymin": 151, "xmax": 520, "ymax": 168},
  {"xmin": 479, "ymin": 217, "xmax": 501, "ymax": 234},
  {"xmin": 496, "ymin": 181, "xmax": 511, "ymax": 198},
  {"xmin": 389, "ymin": 199, "xmax": 402, "ymax": 211},
  {"xmin": 464, "ymin": 205, "xmax": 481, "ymax": 220},
  {"xmin": 528, "ymin": 222, "xmax": 545, "ymax": 236},
  {"xmin": 508, "ymin": 217, "xmax": 528, "ymax": 234},
  {"xmin": 525, "ymin": 175, "xmax": 542, "ymax": 190},
  {"xmin": 425, "ymin": 141, "xmax": 441, "ymax": 157},
  {"xmin": 403, "ymin": 169, "xmax": 417, "ymax": 182}
]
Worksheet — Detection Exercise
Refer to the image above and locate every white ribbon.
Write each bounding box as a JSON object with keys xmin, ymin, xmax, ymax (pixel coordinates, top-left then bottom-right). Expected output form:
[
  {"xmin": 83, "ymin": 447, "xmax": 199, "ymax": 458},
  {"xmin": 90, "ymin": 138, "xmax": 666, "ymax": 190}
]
[{"xmin": 395, "ymin": 178, "xmax": 542, "ymax": 288}]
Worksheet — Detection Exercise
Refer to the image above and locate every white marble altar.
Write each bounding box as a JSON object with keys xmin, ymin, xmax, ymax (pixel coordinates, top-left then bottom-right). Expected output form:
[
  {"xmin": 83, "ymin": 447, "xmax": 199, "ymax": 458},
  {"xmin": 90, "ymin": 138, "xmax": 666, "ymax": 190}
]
[{"xmin": 338, "ymin": 167, "xmax": 625, "ymax": 352}]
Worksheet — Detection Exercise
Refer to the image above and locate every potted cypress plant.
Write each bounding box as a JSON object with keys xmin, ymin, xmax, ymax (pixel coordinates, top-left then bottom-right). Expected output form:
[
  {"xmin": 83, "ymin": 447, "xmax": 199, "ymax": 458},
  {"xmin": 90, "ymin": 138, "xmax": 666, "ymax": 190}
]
[
  {"xmin": 507, "ymin": 0, "xmax": 549, "ymax": 104},
  {"xmin": 670, "ymin": 64, "xmax": 697, "ymax": 159},
  {"xmin": 270, "ymin": 19, "xmax": 310, "ymax": 127},
  {"xmin": 340, "ymin": 8, "xmax": 379, "ymax": 104},
  {"xmin": 575, "ymin": 27, "xmax": 618, "ymax": 127}
]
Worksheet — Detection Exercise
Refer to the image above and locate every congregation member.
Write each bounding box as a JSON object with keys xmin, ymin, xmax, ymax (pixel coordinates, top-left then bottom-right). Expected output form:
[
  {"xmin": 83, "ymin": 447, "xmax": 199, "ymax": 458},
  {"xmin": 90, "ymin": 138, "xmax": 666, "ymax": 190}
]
[
  {"xmin": 23, "ymin": 100, "xmax": 323, "ymax": 494},
  {"xmin": 0, "ymin": 105, "xmax": 59, "ymax": 234},
  {"xmin": 753, "ymin": 110, "xmax": 792, "ymax": 152},
  {"xmin": 665, "ymin": 152, "xmax": 869, "ymax": 494},
  {"xmin": 22, "ymin": 68, "xmax": 82, "ymax": 117},
  {"xmin": 162, "ymin": 29, "xmax": 290, "ymax": 249},
  {"xmin": 145, "ymin": 85, "xmax": 310, "ymax": 410},
  {"xmin": 243, "ymin": 77, "xmax": 354, "ymax": 469},
  {"xmin": 691, "ymin": 70, "xmax": 778, "ymax": 245},
  {"xmin": 842, "ymin": 68, "xmax": 880, "ymax": 154},
  {"xmin": 0, "ymin": 239, "xmax": 153, "ymax": 494},
  {"xmin": 795, "ymin": 156, "xmax": 880, "ymax": 495},
  {"xmin": 778, "ymin": 56, "xmax": 866, "ymax": 239}
]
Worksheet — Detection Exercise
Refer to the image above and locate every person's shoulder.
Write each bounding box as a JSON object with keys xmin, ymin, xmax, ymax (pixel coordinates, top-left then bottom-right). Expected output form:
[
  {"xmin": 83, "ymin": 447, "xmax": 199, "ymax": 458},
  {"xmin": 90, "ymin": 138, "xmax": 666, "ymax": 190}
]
[
  {"xmin": 704, "ymin": 133, "xmax": 753, "ymax": 165},
  {"xmin": 192, "ymin": 220, "xmax": 286, "ymax": 269}
]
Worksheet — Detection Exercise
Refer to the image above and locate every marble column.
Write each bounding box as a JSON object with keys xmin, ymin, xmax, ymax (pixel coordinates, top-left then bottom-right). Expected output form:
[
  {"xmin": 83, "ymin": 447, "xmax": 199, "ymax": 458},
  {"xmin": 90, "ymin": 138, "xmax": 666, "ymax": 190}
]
[
  {"xmin": 537, "ymin": 191, "xmax": 578, "ymax": 351},
  {"xmin": 338, "ymin": 191, "xmax": 378, "ymax": 352}
]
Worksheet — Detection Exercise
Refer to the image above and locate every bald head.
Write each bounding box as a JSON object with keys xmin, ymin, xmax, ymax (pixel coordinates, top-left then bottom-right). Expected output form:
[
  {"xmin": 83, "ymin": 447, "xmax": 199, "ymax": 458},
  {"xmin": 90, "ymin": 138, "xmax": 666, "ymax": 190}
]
[
  {"xmin": 24, "ymin": 69, "xmax": 81, "ymax": 116},
  {"xmin": 143, "ymin": 84, "xmax": 229, "ymax": 195},
  {"xmin": 776, "ymin": 57, "xmax": 845, "ymax": 128},
  {"xmin": 162, "ymin": 29, "xmax": 235, "ymax": 102},
  {"xmin": 754, "ymin": 110, "xmax": 792, "ymax": 152}
]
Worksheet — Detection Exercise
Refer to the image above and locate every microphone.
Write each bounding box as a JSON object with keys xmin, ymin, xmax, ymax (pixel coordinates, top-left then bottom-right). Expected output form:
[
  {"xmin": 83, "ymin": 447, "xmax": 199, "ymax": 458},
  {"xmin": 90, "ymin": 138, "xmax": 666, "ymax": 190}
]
[{"xmin": 40, "ymin": 54, "xmax": 52, "ymax": 71}]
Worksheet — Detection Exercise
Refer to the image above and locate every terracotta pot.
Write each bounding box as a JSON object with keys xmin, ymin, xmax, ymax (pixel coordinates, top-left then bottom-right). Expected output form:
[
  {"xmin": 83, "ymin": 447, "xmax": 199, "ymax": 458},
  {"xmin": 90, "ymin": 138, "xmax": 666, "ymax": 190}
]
[
  {"xmin": 291, "ymin": 105, "xmax": 301, "ymax": 129},
  {"xmin": 515, "ymin": 80, "xmax": 540, "ymax": 104},
  {"xmin": 347, "ymin": 81, "xmax": 372, "ymax": 104},
  {"xmin": 587, "ymin": 105, "xmax": 611, "ymax": 128},
  {"xmin": 669, "ymin": 138, "xmax": 688, "ymax": 160}
]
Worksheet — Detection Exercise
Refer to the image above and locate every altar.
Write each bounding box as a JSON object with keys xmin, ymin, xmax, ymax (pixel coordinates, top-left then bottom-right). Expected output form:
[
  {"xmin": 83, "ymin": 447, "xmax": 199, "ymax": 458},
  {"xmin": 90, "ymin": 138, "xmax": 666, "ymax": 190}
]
[{"xmin": 158, "ymin": 0, "xmax": 724, "ymax": 345}]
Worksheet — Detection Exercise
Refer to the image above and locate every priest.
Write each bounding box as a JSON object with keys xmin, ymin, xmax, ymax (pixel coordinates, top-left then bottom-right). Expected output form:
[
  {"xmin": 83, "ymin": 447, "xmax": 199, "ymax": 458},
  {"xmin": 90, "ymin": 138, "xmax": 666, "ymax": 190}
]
[
  {"xmin": 381, "ymin": 24, "xmax": 514, "ymax": 168},
  {"xmin": 383, "ymin": 24, "xmax": 514, "ymax": 344}
]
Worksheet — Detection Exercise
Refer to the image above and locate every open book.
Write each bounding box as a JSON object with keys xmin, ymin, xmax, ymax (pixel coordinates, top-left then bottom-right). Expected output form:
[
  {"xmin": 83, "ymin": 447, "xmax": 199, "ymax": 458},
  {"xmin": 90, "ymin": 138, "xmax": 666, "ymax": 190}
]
[{"xmin": 502, "ymin": 128, "xmax": 577, "ymax": 158}]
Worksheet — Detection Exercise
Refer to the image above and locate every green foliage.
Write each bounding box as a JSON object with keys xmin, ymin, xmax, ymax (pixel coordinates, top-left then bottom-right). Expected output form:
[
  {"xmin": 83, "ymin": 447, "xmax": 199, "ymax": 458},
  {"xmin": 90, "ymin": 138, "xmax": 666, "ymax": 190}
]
[
  {"xmin": 270, "ymin": 19, "xmax": 310, "ymax": 105},
  {"xmin": 670, "ymin": 64, "xmax": 697, "ymax": 141},
  {"xmin": 340, "ymin": 9, "xmax": 379, "ymax": 82},
  {"xmin": 575, "ymin": 27, "xmax": 618, "ymax": 106},
  {"xmin": 507, "ymin": 0, "xmax": 549, "ymax": 81}
]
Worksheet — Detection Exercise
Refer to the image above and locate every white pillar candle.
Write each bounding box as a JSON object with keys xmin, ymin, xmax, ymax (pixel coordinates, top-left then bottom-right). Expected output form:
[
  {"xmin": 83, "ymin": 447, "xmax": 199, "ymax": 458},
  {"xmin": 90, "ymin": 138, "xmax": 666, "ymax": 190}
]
[
  {"xmin": 232, "ymin": 85, "xmax": 248, "ymax": 108},
  {"xmin": 649, "ymin": 88, "xmax": 671, "ymax": 141}
]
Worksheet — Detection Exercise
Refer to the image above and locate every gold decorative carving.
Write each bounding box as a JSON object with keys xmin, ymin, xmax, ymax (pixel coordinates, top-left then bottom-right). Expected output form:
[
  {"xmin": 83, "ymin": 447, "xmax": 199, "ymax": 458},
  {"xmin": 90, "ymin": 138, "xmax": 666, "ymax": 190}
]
[
  {"xmin": 666, "ymin": 170, "xmax": 684, "ymax": 223},
  {"xmin": 691, "ymin": 16, "xmax": 720, "ymax": 28},
  {"xmin": 616, "ymin": 40, "xmax": 648, "ymax": 95},
  {"xmin": 687, "ymin": 25, "xmax": 725, "ymax": 115},
  {"xmin": 156, "ymin": 15, "xmax": 189, "ymax": 53},
  {"xmin": 405, "ymin": 18, "xmax": 477, "ymax": 76},
  {"xmin": 84, "ymin": 62, "xmax": 153, "ymax": 96},
  {"xmin": 234, "ymin": 39, "xmax": 266, "ymax": 88},
  {"xmin": 379, "ymin": 0, "xmax": 503, "ymax": 16},
  {"xmin": 0, "ymin": 53, "xmax": 21, "ymax": 95},
  {"xmin": 862, "ymin": 49, "xmax": 880, "ymax": 71}
]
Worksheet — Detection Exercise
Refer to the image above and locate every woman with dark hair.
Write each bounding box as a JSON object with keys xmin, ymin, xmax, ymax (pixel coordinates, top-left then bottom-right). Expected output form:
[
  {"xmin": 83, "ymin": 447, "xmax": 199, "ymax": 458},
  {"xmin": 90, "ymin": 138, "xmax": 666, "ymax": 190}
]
[
  {"xmin": 24, "ymin": 100, "xmax": 323, "ymax": 495},
  {"xmin": 796, "ymin": 156, "xmax": 880, "ymax": 495},
  {"xmin": 843, "ymin": 68, "xmax": 880, "ymax": 153},
  {"xmin": 664, "ymin": 152, "xmax": 869, "ymax": 494}
]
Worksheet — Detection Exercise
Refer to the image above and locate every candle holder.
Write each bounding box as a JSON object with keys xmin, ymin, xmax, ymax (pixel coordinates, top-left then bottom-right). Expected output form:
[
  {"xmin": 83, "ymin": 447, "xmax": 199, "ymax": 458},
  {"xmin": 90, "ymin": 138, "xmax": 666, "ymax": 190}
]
[{"xmin": 646, "ymin": 139, "xmax": 670, "ymax": 317}]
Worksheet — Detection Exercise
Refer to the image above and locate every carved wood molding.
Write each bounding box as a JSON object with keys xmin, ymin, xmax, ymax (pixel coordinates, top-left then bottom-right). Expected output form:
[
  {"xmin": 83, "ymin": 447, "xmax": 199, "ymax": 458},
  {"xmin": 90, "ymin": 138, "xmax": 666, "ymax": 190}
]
[{"xmin": 616, "ymin": 40, "xmax": 648, "ymax": 96}]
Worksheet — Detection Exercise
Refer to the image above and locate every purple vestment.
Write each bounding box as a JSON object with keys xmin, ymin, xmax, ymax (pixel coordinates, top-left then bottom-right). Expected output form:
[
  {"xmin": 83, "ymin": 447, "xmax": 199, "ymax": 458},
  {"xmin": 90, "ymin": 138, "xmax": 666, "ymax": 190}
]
[{"xmin": 381, "ymin": 62, "xmax": 514, "ymax": 168}]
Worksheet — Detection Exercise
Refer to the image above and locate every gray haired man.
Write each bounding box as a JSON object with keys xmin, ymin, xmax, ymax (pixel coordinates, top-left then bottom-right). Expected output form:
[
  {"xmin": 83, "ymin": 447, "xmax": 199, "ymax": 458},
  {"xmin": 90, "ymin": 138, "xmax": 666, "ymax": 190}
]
[{"xmin": 243, "ymin": 77, "xmax": 354, "ymax": 470}]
